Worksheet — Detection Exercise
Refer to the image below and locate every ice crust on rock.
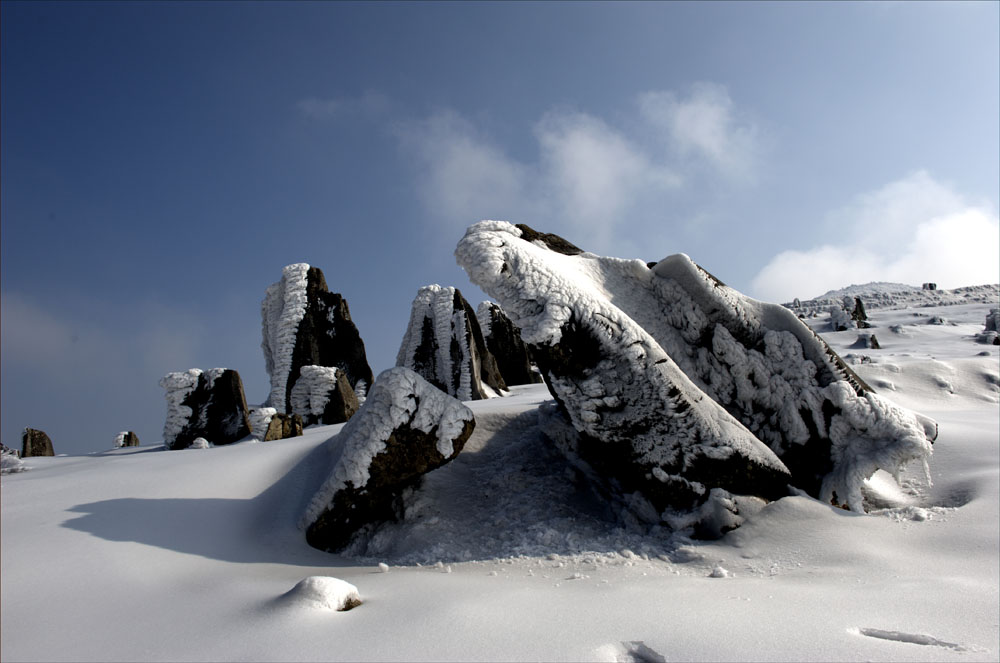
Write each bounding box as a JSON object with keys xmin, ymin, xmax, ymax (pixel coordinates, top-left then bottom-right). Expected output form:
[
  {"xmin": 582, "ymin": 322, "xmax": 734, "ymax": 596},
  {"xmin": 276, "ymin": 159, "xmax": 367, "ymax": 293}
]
[
  {"xmin": 159, "ymin": 368, "xmax": 251, "ymax": 449},
  {"xmin": 248, "ymin": 408, "xmax": 277, "ymax": 440},
  {"xmin": 302, "ymin": 366, "xmax": 476, "ymax": 552},
  {"xmin": 455, "ymin": 221, "xmax": 935, "ymax": 517},
  {"xmin": 261, "ymin": 263, "xmax": 310, "ymax": 410},
  {"xmin": 477, "ymin": 301, "xmax": 542, "ymax": 386},
  {"xmin": 396, "ymin": 285, "xmax": 506, "ymax": 400},
  {"xmin": 289, "ymin": 365, "xmax": 359, "ymax": 426}
]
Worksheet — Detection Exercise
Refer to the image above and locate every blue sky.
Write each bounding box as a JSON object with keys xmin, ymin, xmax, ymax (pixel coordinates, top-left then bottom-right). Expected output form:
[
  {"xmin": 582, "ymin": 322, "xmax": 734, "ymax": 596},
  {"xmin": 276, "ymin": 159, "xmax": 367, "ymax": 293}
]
[{"xmin": 3, "ymin": 1, "xmax": 998, "ymax": 455}]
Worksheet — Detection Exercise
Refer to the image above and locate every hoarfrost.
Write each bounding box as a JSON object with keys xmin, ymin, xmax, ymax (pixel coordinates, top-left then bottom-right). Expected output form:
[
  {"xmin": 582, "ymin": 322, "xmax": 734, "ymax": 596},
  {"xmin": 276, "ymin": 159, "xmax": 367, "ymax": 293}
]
[{"xmin": 261, "ymin": 263, "xmax": 310, "ymax": 409}]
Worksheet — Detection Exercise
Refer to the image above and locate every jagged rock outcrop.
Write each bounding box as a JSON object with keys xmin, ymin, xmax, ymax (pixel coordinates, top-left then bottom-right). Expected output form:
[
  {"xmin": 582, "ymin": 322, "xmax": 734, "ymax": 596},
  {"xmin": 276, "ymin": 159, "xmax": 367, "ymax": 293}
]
[
  {"xmin": 249, "ymin": 408, "xmax": 305, "ymax": 441},
  {"xmin": 159, "ymin": 368, "xmax": 251, "ymax": 450},
  {"xmin": 456, "ymin": 221, "xmax": 936, "ymax": 527},
  {"xmin": 302, "ymin": 367, "xmax": 475, "ymax": 553},
  {"xmin": 114, "ymin": 431, "xmax": 140, "ymax": 448},
  {"xmin": 477, "ymin": 301, "xmax": 543, "ymax": 386},
  {"xmin": 289, "ymin": 366, "xmax": 359, "ymax": 426},
  {"xmin": 261, "ymin": 263, "xmax": 374, "ymax": 414},
  {"xmin": 21, "ymin": 428, "xmax": 54, "ymax": 457},
  {"xmin": 396, "ymin": 285, "xmax": 506, "ymax": 400}
]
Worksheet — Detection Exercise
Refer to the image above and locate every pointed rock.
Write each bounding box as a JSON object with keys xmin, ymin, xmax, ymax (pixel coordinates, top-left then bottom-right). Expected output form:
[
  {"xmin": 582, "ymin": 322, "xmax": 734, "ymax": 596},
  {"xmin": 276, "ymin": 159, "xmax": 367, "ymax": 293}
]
[
  {"xmin": 396, "ymin": 285, "xmax": 506, "ymax": 400},
  {"xmin": 159, "ymin": 368, "xmax": 251, "ymax": 449},
  {"xmin": 21, "ymin": 428, "xmax": 54, "ymax": 457},
  {"xmin": 477, "ymin": 301, "xmax": 543, "ymax": 386},
  {"xmin": 302, "ymin": 367, "xmax": 475, "ymax": 553},
  {"xmin": 261, "ymin": 263, "xmax": 374, "ymax": 413}
]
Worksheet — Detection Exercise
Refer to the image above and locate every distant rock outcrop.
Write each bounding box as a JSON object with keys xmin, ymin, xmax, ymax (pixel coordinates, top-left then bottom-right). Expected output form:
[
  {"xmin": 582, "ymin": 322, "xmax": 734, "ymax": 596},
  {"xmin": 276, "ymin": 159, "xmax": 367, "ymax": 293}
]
[
  {"xmin": 249, "ymin": 407, "xmax": 304, "ymax": 441},
  {"xmin": 159, "ymin": 368, "xmax": 251, "ymax": 450},
  {"xmin": 21, "ymin": 428, "xmax": 54, "ymax": 457},
  {"xmin": 261, "ymin": 263, "xmax": 373, "ymax": 414},
  {"xmin": 477, "ymin": 301, "xmax": 543, "ymax": 386},
  {"xmin": 289, "ymin": 365, "xmax": 359, "ymax": 426},
  {"xmin": 302, "ymin": 367, "xmax": 475, "ymax": 553},
  {"xmin": 396, "ymin": 285, "xmax": 507, "ymax": 400},
  {"xmin": 114, "ymin": 431, "xmax": 140, "ymax": 448},
  {"xmin": 457, "ymin": 221, "xmax": 936, "ymax": 528}
]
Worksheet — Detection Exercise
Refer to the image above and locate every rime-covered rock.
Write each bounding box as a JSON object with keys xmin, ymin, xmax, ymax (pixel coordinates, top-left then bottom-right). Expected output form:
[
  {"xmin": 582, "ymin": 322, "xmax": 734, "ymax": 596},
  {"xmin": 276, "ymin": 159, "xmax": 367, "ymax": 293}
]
[
  {"xmin": 456, "ymin": 221, "xmax": 936, "ymax": 521},
  {"xmin": 114, "ymin": 431, "xmax": 140, "ymax": 448},
  {"xmin": 477, "ymin": 301, "xmax": 543, "ymax": 386},
  {"xmin": 302, "ymin": 367, "xmax": 475, "ymax": 553},
  {"xmin": 261, "ymin": 263, "xmax": 374, "ymax": 414},
  {"xmin": 249, "ymin": 407, "xmax": 304, "ymax": 441},
  {"xmin": 159, "ymin": 368, "xmax": 251, "ymax": 450},
  {"xmin": 396, "ymin": 285, "xmax": 506, "ymax": 400},
  {"xmin": 21, "ymin": 428, "xmax": 54, "ymax": 457},
  {"xmin": 290, "ymin": 366, "xmax": 359, "ymax": 426}
]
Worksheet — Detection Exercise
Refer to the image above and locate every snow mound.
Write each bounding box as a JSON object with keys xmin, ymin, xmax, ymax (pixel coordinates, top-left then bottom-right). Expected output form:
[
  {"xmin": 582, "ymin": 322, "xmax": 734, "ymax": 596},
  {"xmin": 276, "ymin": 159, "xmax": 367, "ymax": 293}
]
[
  {"xmin": 1, "ymin": 450, "xmax": 27, "ymax": 474},
  {"xmin": 280, "ymin": 576, "xmax": 362, "ymax": 612}
]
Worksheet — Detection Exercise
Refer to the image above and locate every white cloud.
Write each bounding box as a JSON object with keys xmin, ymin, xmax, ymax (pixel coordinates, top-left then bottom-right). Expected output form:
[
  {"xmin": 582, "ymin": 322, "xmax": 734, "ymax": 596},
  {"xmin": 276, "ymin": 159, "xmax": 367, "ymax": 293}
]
[
  {"xmin": 638, "ymin": 83, "xmax": 758, "ymax": 180},
  {"xmin": 751, "ymin": 171, "xmax": 1000, "ymax": 302}
]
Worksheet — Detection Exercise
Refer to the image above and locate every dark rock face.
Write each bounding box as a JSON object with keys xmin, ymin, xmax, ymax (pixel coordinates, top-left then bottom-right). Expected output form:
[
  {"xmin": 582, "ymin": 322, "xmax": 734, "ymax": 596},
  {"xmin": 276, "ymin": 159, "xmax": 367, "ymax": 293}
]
[
  {"xmin": 21, "ymin": 428, "xmax": 54, "ymax": 457},
  {"xmin": 290, "ymin": 366, "xmax": 359, "ymax": 426},
  {"xmin": 477, "ymin": 302, "xmax": 543, "ymax": 386},
  {"xmin": 396, "ymin": 285, "xmax": 507, "ymax": 400},
  {"xmin": 160, "ymin": 368, "xmax": 251, "ymax": 450},
  {"xmin": 985, "ymin": 309, "xmax": 999, "ymax": 333},
  {"xmin": 116, "ymin": 431, "xmax": 141, "ymax": 448},
  {"xmin": 262, "ymin": 263, "xmax": 374, "ymax": 415},
  {"xmin": 303, "ymin": 367, "xmax": 476, "ymax": 553},
  {"xmin": 852, "ymin": 297, "xmax": 872, "ymax": 328},
  {"xmin": 514, "ymin": 223, "xmax": 583, "ymax": 255},
  {"xmin": 263, "ymin": 413, "xmax": 304, "ymax": 441}
]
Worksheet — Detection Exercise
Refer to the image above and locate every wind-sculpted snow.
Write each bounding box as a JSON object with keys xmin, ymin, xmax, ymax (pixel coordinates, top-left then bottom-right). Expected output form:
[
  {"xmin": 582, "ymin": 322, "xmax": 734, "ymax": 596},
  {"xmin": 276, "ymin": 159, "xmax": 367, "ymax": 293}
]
[
  {"xmin": 396, "ymin": 285, "xmax": 506, "ymax": 400},
  {"xmin": 302, "ymin": 367, "xmax": 475, "ymax": 552},
  {"xmin": 456, "ymin": 221, "xmax": 935, "ymax": 518}
]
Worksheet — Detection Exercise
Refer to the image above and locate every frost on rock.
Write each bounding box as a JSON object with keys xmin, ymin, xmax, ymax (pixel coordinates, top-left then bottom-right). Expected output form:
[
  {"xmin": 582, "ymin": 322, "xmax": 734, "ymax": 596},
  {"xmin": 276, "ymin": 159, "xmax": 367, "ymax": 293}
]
[
  {"xmin": 159, "ymin": 368, "xmax": 251, "ymax": 450},
  {"xmin": 456, "ymin": 221, "xmax": 936, "ymax": 522},
  {"xmin": 302, "ymin": 366, "xmax": 475, "ymax": 553},
  {"xmin": 396, "ymin": 285, "xmax": 506, "ymax": 400},
  {"xmin": 477, "ymin": 301, "xmax": 543, "ymax": 386},
  {"xmin": 113, "ymin": 431, "xmax": 140, "ymax": 448},
  {"xmin": 289, "ymin": 365, "xmax": 359, "ymax": 426},
  {"xmin": 261, "ymin": 263, "xmax": 374, "ymax": 413}
]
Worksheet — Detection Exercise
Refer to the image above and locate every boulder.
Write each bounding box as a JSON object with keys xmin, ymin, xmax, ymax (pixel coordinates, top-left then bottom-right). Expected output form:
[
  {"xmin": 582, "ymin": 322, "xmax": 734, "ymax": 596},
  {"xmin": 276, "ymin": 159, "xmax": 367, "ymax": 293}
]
[
  {"xmin": 261, "ymin": 263, "xmax": 374, "ymax": 413},
  {"xmin": 263, "ymin": 413, "xmax": 304, "ymax": 441},
  {"xmin": 985, "ymin": 308, "xmax": 999, "ymax": 333},
  {"xmin": 302, "ymin": 367, "xmax": 475, "ymax": 553},
  {"xmin": 396, "ymin": 285, "xmax": 507, "ymax": 400},
  {"xmin": 851, "ymin": 297, "xmax": 871, "ymax": 328},
  {"xmin": 159, "ymin": 368, "xmax": 251, "ymax": 450},
  {"xmin": 114, "ymin": 431, "xmax": 141, "ymax": 448},
  {"xmin": 289, "ymin": 366, "xmax": 359, "ymax": 426},
  {"xmin": 456, "ymin": 221, "xmax": 936, "ymax": 523},
  {"xmin": 477, "ymin": 301, "xmax": 543, "ymax": 386},
  {"xmin": 21, "ymin": 428, "xmax": 54, "ymax": 457}
]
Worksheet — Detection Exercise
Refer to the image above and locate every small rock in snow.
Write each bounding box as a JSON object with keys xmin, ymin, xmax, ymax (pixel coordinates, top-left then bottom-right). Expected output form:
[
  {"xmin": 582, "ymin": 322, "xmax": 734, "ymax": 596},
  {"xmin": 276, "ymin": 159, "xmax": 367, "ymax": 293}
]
[
  {"xmin": 377, "ymin": 562, "xmax": 389, "ymax": 573},
  {"xmin": 709, "ymin": 566, "xmax": 730, "ymax": 578},
  {"xmin": 282, "ymin": 576, "xmax": 362, "ymax": 611}
]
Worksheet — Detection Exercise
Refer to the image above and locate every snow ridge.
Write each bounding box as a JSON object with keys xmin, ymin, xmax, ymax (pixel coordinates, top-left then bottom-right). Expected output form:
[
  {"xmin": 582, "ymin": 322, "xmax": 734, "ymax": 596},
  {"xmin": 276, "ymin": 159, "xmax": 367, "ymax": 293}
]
[
  {"xmin": 261, "ymin": 263, "xmax": 310, "ymax": 409},
  {"xmin": 301, "ymin": 367, "xmax": 474, "ymax": 530}
]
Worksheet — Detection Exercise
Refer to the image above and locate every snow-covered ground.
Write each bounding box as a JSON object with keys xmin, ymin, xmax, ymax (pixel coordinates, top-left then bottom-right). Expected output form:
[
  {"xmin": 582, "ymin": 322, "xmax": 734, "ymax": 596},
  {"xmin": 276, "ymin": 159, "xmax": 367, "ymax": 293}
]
[{"xmin": 2, "ymin": 297, "xmax": 997, "ymax": 662}]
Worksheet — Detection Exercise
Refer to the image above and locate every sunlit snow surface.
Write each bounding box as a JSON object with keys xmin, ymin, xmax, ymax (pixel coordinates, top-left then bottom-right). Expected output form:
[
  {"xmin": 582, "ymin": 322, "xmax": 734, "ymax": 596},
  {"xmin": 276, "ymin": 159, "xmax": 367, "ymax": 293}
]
[{"xmin": 2, "ymin": 297, "xmax": 998, "ymax": 662}]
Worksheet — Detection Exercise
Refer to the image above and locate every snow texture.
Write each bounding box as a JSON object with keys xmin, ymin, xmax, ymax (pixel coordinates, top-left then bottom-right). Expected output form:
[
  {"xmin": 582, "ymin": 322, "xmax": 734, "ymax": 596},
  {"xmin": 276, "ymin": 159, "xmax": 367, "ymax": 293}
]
[
  {"xmin": 248, "ymin": 407, "xmax": 277, "ymax": 440},
  {"xmin": 281, "ymin": 576, "xmax": 362, "ymax": 612},
  {"xmin": 261, "ymin": 263, "xmax": 310, "ymax": 409},
  {"xmin": 301, "ymin": 366, "xmax": 474, "ymax": 530},
  {"xmin": 1, "ymin": 449, "xmax": 27, "ymax": 474},
  {"xmin": 289, "ymin": 365, "xmax": 341, "ymax": 420},
  {"xmin": 476, "ymin": 300, "xmax": 494, "ymax": 337},
  {"xmin": 159, "ymin": 368, "xmax": 203, "ymax": 448},
  {"xmin": 455, "ymin": 221, "xmax": 934, "ymax": 511},
  {"xmin": 396, "ymin": 285, "xmax": 477, "ymax": 401}
]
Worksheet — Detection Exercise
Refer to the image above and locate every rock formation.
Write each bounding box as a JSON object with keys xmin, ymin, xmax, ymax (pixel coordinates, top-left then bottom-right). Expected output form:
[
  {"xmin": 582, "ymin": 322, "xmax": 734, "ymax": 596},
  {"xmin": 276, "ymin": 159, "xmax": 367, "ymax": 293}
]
[
  {"xmin": 249, "ymin": 408, "xmax": 305, "ymax": 441},
  {"xmin": 302, "ymin": 367, "xmax": 475, "ymax": 553},
  {"xmin": 114, "ymin": 431, "xmax": 140, "ymax": 448},
  {"xmin": 159, "ymin": 368, "xmax": 251, "ymax": 450},
  {"xmin": 21, "ymin": 428, "xmax": 54, "ymax": 457},
  {"xmin": 289, "ymin": 366, "xmax": 359, "ymax": 426},
  {"xmin": 477, "ymin": 301, "xmax": 543, "ymax": 386},
  {"xmin": 396, "ymin": 285, "xmax": 506, "ymax": 400},
  {"xmin": 456, "ymin": 221, "xmax": 936, "ymax": 528},
  {"xmin": 261, "ymin": 263, "xmax": 374, "ymax": 414}
]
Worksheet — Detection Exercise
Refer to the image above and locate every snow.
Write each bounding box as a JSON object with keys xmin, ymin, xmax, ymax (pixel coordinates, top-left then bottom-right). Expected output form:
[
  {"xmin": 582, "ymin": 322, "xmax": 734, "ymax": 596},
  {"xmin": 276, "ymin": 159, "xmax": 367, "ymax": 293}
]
[
  {"xmin": 2, "ymin": 286, "xmax": 998, "ymax": 662},
  {"xmin": 113, "ymin": 431, "xmax": 128, "ymax": 448},
  {"xmin": 301, "ymin": 366, "xmax": 475, "ymax": 531},
  {"xmin": 158, "ymin": 368, "xmax": 202, "ymax": 448},
  {"xmin": 289, "ymin": 365, "xmax": 342, "ymax": 421},
  {"xmin": 248, "ymin": 407, "xmax": 277, "ymax": 440},
  {"xmin": 261, "ymin": 263, "xmax": 311, "ymax": 410},
  {"xmin": 280, "ymin": 576, "xmax": 362, "ymax": 612}
]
